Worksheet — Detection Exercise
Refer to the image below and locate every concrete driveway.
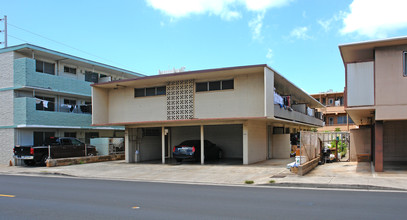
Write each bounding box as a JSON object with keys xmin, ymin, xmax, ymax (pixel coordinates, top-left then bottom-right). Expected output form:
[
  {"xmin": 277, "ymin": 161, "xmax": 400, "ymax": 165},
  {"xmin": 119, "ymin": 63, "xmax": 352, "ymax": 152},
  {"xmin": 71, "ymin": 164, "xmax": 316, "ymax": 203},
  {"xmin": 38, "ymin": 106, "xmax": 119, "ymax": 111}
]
[{"xmin": 0, "ymin": 158, "xmax": 294, "ymax": 185}]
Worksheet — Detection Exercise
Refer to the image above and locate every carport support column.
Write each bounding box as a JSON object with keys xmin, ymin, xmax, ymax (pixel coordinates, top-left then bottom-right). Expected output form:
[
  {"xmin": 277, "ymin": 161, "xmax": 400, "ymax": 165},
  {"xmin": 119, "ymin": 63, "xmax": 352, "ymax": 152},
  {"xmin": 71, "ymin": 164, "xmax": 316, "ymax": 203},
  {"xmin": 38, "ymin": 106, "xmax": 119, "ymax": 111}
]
[
  {"xmin": 200, "ymin": 125, "xmax": 204, "ymax": 165},
  {"xmin": 125, "ymin": 128, "xmax": 135, "ymax": 163},
  {"xmin": 162, "ymin": 126, "xmax": 165, "ymax": 164},
  {"xmin": 243, "ymin": 122, "xmax": 249, "ymax": 165},
  {"xmin": 375, "ymin": 121, "xmax": 384, "ymax": 172}
]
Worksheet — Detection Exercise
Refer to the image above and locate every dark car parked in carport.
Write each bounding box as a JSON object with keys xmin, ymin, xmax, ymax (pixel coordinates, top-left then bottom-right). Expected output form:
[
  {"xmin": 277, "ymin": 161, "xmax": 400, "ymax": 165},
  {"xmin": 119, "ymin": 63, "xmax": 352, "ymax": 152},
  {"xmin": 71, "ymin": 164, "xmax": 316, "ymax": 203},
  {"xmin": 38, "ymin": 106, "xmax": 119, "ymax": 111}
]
[{"xmin": 172, "ymin": 140, "xmax": 223, "ymax": 162}]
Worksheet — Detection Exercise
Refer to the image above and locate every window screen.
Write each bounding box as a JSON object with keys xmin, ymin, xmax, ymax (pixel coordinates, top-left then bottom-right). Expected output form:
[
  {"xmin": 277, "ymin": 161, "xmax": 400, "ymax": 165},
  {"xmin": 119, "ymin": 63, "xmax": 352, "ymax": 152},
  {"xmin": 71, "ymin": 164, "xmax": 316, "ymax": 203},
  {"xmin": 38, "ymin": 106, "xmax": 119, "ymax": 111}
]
[
  {"xmin": 196, "ymin": 82, "xmax": 208, "ymax": 92},
  {"xmin": 36, "ymin": 60, "xmax": 55, "ymax": 75},
  {"xmin": 135, "ymin": 88, "xmax": 145, "ymax": 97},
  {"xmin": 85, "ymin": 71, "xmax": 99, "ymax": 83},
  {"xmin": 146, "ymin": 87, "xmax": 156, "ymax": 96},
  {"xmin": 156, "ymin": 86, "xmax": 166, "ymax": 95},
  {"xmin": 222, "ymin": 80, "xmax": 234, "ymax": 90},
  {"xmin": 64, "ymin": 66, "xmax": 76, "ymax": 74},
  {"xmin": 209, "ymin": 81, "xmax": 221, "ymax": 91}
]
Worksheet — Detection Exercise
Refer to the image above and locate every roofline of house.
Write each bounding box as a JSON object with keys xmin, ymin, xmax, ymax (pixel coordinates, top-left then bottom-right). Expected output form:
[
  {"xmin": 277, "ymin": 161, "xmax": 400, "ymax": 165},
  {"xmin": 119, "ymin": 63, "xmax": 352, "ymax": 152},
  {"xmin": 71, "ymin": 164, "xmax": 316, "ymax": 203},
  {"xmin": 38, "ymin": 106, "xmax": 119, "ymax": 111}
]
[{"xmin": 0, "ymin": 43, "xmax": 145, "ymax": 77}]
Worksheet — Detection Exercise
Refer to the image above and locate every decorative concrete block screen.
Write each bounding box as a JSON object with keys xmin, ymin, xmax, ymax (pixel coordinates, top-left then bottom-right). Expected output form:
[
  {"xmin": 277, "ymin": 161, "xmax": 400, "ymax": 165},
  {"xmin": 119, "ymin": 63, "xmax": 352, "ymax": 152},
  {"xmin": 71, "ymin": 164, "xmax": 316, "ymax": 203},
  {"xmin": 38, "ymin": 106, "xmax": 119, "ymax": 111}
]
[{"xmin": 166, "ymin": 80, "xmax": 194, "ymax": 120}]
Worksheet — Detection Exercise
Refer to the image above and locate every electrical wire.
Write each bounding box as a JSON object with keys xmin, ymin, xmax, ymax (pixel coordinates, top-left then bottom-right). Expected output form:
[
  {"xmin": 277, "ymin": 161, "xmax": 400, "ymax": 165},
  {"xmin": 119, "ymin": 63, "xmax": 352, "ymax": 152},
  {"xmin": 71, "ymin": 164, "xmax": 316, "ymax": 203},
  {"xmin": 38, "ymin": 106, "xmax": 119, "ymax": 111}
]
[{"xmin": 7, "ymin": 22, "xmax": 139, "ymax": 72}]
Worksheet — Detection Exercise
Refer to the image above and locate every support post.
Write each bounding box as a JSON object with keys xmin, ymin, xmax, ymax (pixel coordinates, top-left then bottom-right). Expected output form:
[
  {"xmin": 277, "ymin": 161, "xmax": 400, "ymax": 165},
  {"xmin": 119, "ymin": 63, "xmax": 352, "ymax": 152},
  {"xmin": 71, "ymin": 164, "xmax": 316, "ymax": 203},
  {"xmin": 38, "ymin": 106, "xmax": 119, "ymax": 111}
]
[
  {"xmin": 375, "ymin": 121, "xmax": 383, "ymax": 172},
  {"xmin": 243, "ymin": 122, "xmax": 249, "ymax": 165},
  {"xmin": 200, "ymin": 125, "xmax": 204, "ymax": 165},
  {"xmin": 162, "ymin": 126, "xmax": 165, "ymax": 164}
]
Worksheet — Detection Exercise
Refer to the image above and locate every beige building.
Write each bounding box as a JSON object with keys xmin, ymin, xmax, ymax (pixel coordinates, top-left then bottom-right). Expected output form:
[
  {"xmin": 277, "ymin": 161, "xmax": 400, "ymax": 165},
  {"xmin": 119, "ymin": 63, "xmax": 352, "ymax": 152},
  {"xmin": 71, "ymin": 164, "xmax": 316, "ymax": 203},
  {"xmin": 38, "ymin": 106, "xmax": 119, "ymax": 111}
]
[
  {"xmin": 339, "ymin": 36, "xmax": 407, "ymax": 171},
  {"xmin": 92, "ymin": 64, "xmax": 323, "ymax": 165},
  {"xmin": 310, "ymin": 91, "xmax": 357, "ymax": 132}
]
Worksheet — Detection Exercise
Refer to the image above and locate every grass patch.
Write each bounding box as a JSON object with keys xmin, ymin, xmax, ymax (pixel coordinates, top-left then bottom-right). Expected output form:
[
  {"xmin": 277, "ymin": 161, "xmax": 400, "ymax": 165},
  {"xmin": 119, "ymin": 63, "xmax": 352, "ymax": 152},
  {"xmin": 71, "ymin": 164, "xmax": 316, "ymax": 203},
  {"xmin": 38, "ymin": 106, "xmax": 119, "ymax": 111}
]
[
  {"xmin": 269, "ymin": 180, "xmax": 275, "ymax": 184},
  {"xmin": 245, "ymin": 180, "xmax": 254, "ymax": 184}
]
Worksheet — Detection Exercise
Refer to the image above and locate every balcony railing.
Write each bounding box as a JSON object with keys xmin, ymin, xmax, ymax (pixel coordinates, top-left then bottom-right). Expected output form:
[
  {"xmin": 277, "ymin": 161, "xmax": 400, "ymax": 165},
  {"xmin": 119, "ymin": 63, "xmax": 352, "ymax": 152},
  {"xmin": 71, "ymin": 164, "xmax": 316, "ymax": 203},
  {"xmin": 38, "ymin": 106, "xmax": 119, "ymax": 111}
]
[
  {"xmin": 274, "ymin": 104, "xmax": 324, "ymax": 126},
  {"xmin": 14, "ymin": 97, "xmax": 92, "ymax": 127}
]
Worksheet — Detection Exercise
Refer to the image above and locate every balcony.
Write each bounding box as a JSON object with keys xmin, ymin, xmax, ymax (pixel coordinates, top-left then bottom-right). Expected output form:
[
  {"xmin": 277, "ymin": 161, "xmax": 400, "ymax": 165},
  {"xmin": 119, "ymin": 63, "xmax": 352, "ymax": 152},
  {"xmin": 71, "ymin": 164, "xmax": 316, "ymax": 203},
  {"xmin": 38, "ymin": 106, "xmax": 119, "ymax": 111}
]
[
  {"xmin": 14, "ymin": 58, "xmax": 91, "ymax": 97},
  {"xmin": 14, "ymin": 97, "xmax": 92, "ymax": 128},
  {"xmin": 274, "ymin": 104, "xmax": 323, "ymax": 126}
]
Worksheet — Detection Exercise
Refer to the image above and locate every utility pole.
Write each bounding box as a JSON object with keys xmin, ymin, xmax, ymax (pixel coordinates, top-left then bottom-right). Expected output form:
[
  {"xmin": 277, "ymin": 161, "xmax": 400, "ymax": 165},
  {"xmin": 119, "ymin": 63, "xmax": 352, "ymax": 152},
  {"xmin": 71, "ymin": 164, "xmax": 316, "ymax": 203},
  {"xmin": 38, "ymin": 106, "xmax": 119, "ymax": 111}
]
[{"xmin": 0, "ymin": 15, "xmax": 7, "ymax": 48}]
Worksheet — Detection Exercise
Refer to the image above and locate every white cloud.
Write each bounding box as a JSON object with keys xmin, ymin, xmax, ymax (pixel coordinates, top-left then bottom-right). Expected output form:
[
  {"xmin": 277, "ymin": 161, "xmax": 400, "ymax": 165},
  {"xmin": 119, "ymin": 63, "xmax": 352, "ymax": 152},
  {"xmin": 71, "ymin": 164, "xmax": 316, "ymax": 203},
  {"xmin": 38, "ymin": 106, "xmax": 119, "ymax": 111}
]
[
  {"xmin": 266, "ymin": 48, "xmax": 273, "ymax": 63},
  {"xmin": 290, "ymin": 26, "xmax": 310, "ymax": 40},
  {"xmin": 146, "ymin": 0, "xmax": 291, "ymax": 20},
  {"xmin": 318, "ymin": 11, "xmax": 345, "ymax": 32},
  {"xmin": 341, "ymin": 0, "xmax": 407, "ymax": 38},
  {"xmin": 249, "ymin": 12, "xmax": 265, "ymax": 41}
]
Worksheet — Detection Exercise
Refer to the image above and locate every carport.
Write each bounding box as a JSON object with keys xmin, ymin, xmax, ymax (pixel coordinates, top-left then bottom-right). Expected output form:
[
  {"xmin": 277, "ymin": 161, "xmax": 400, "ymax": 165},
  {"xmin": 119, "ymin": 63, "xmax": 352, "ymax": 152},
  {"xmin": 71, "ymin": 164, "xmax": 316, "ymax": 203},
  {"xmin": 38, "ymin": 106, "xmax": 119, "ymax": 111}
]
[{"xmin": 125, "ymin": 123, "xmax": 243, "ymax": 165}]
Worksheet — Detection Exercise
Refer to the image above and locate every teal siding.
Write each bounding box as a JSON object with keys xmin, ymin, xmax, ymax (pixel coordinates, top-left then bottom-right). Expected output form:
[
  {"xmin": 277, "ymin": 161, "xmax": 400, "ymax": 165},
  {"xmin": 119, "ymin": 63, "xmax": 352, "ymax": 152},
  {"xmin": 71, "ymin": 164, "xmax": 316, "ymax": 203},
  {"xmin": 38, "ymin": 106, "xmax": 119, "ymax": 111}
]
[
  {"xmin": 14, "ymin": 97, "xmax": 92, "ymax": 127},
  {"xmin": 14, "ymin": 58, "xmax": 91, "ymax": 96}
]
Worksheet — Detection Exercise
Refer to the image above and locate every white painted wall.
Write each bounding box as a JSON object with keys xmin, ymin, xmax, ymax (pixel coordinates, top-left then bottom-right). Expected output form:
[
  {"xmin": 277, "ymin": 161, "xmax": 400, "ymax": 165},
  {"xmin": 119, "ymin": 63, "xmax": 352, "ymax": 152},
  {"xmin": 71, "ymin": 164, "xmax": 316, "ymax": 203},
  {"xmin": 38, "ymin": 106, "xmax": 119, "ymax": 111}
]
[
  {"xmin": 246, "ymin": 120, "xmax": 267, "ymax": 164},
  {"xmin": 0, "ymin": 128, "xmax": 14, "ymax": 164},
  {"xmin": 272, "ymin": 134, "xmax": 290, "ymax": 159},
  {"xmin": 0, "ymin": 51, "xmax": 15, "ymax": 89},
  {"xmin": 195, "ymin": 73, "xmax": 264, "ymax": 118},
  {"xmin": 0, "ymin": 90, "xmax": 14, "ymax": 126},
  {"xmin": 347, "ymin": 62, "xmax": 374, "ymax": 107}
]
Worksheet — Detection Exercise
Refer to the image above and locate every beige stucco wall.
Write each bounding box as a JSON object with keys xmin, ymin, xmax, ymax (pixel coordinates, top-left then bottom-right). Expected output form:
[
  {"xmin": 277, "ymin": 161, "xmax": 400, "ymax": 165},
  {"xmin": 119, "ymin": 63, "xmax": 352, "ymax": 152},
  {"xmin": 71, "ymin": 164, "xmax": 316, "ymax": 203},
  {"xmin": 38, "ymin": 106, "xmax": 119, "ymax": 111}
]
[
  {"xmin": 108, "ymin": 87, "xmax": 167, "ymax": 123},
  {"xmin": 0, "ymin": 51, "xmax": 14, "ymax": 89},
  {"xmin": 264, "ymin": 67, "xmax": 274, "ymax": 117},
  {"xmin": 92, "ymin": 87, "xmax": 109, "ymax": 125},
  {"xmin": 272, "ymin": 134, "xmax": 290, "ymax": 159},
  {"xmin": 246, "ymin": 120, "xmax": 267, "ymax": 164},
  {"xmin": 195, "ymin": 73, "xmax": 264, "ymax": 118},
  {"xmin": 349, "ymin": 127, "xmax": 371, "ymax": 162},
  {"xmin": 375, "ymin": 46, "xmax": 407, "ymax": 120}
]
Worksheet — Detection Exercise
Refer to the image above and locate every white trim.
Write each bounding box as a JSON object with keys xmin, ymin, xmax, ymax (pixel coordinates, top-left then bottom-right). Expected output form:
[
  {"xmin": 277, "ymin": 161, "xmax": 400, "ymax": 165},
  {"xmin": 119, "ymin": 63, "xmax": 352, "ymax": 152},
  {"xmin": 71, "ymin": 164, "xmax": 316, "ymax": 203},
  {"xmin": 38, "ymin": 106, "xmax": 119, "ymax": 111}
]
[{"xmin": 15, "ymin": 124, "xmax": 124, "ymax": 130}]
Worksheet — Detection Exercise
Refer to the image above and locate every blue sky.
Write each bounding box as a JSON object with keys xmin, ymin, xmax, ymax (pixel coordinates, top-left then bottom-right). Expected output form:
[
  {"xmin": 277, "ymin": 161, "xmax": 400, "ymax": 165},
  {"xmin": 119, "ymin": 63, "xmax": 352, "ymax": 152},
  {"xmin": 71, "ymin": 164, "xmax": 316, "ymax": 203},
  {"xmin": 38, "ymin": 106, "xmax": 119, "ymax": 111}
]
[{"xmin": 2, "ymin": 0, "xmax": 407, "ymax": 94}]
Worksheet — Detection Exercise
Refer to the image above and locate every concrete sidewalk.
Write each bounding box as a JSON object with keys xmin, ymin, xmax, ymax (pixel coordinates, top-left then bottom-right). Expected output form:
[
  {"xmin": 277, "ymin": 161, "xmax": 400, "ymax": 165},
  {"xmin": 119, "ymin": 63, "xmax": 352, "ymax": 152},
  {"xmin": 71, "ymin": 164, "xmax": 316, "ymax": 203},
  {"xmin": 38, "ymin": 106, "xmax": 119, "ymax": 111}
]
[{"xmin": 1, "ymin": 159, "xmax": 407, "ymax": 191}]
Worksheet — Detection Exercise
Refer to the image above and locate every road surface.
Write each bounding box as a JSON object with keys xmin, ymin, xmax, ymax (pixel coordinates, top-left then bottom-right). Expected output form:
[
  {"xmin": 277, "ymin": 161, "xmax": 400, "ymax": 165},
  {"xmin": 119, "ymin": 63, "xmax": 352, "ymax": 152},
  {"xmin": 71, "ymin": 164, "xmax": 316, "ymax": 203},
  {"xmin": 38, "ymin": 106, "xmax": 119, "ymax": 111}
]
[{"xmin": 0, "ymin": 175, "xmax": 406, "ymax": 219}]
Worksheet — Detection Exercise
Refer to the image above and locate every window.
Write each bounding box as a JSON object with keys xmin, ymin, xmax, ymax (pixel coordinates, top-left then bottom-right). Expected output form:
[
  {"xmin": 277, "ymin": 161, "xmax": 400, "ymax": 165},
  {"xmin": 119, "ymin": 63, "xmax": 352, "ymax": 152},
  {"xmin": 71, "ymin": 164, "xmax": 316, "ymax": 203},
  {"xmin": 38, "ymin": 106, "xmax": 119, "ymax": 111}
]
[
  {"xmin": 64, "ymin": 66, "xmax": 76, "ymax": 74},
  {"xmin": 64, "ymin": 132, "xmax": 77, "ymax": 138},
  {"xmin": 328, "ymin": 98, "xmax": 334, "ymax": 106},
  {"xmin": 196, "ymin": 82, "xmax": 208, "ymax": 92},
  {"xmin": 337, "ymin": 116, "xmax": 347, "ymax": 124},
  {"xmin": 222, "ymin": 80, "xmax": 234, "ymax": 90},
  {"xmin": 64, "ymin": 98, "xmax": 77, "ymax": 105},
  {"xmin": 85, "ymin": 71, "xmax": 99, "ymax": 83},
  {"xmin": 329, "ymin": 117, "xmax": 334, "ymax": 125},
  {"xmin": 348, "ymin": 117, "xmax": 354, "ymax": 124},
  {"xmin": 322, "ymin": 98, "xmax": 326, "ymax": 105},
  {"xmin": 33, "ymin": 132, "xmax": 55, "ymax": 146},
  {"xmin": 404, "ymin": 52, "xmax": 407, "ymax": 77},
  {"xmin": 209, "ymin": 81, "xmax": 221, "ymax": 91},
  {"xmin": 36, "ymin": 60, "xmax": 55, "ymax": 75},
  {"xmin": 35, "ymin": 96, "xmax": 55, "ymax": 111},
  {"xmin": 134, "ymin": 86, "xmax": 166, "ymax": 98},
  {"xmin": 196, "ymin": 79, "xmax": 234, "ymax": 92},
  {"xmin": 315, "ymin": 98, "xmax": 320, "ymax": 102}
]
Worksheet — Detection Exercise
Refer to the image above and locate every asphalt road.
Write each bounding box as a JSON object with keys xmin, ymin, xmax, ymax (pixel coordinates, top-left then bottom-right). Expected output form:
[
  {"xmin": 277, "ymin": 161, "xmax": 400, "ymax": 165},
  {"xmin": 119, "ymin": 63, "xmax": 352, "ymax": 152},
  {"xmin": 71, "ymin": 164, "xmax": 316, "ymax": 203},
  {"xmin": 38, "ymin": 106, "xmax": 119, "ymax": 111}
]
[{"xmin": 0, "ymin": 175, "xmax": 406, "ymax": 220}]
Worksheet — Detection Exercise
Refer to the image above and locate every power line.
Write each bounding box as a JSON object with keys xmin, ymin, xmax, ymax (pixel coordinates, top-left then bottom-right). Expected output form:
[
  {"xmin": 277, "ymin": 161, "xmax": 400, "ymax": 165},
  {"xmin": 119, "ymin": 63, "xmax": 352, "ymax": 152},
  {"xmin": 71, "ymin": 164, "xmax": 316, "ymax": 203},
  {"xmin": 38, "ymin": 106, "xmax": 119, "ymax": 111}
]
[
  {"xmin": 7, "ymin": 22, "xmax": 138, "ymax": 71},
  {"xmin": 7, "ymin": 34, "xmax": 28, "ymax": 43}
]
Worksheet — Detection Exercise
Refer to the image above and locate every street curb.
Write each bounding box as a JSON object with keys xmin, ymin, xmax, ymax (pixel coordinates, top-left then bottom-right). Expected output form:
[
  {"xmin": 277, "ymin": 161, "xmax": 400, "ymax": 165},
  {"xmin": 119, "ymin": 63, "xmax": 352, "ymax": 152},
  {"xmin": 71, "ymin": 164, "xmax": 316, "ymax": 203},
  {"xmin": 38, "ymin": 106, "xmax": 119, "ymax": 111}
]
[{"xmin": 265, "ymin": 182, "xmax": 407, "ymax": 191}]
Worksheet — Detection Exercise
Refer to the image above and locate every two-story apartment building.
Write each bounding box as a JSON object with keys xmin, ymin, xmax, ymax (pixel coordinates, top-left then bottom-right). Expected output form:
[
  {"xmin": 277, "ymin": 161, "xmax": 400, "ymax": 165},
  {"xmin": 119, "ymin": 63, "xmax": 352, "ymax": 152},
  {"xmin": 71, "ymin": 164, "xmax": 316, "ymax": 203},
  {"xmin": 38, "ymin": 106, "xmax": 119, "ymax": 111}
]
[
  {"xmin": 0, "ymin": 44, "xmax": 143, "ymax": 164},
  {"xmin": 92, "ymin": 64, "xmax": 323, "ymax": 165},
  {"xmin": 339, "ymin": 36, "xmax": 407, "ymax": 171},
  {"xmin": 311, "ymin": 91, "xmax": 356, "ymax": 131}
]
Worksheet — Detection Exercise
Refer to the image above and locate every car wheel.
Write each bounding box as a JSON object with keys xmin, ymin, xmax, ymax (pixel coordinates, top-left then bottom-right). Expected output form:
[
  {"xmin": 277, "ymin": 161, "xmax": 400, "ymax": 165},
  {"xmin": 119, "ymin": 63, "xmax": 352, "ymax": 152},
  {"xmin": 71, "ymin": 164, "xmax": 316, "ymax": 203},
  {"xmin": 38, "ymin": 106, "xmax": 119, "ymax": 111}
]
[
  {"xmin": 41, "ymin": 155, "xmax": 51, "ymax": 165},
  {"xmin": 176, "ymin": 159, "xmax": 182, "ymax": 163},
  {"xmin": 23, "ymin": 160, "xmax": 35, "ymax": 166}
]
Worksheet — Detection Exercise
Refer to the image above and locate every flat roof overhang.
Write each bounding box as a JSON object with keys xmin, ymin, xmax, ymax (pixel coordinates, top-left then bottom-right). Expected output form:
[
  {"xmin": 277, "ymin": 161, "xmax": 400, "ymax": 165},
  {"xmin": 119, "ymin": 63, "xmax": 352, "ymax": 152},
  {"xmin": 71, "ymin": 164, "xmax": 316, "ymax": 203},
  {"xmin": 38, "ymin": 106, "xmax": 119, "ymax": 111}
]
[
  {"xmin": 0, "ymin": 44, "xmax": 144, "ymax": 78},
  {"xmin": 92, "ymin": 64, "xmax": 323, "ymax": 108},
  {"xmin": 92, "ymin": 116, "xmax": 321, "ymax": 128},
  {"xmin": 339, "ymin": 36, "xmax": 407, "ymax": 63},
  {"xmin": 346, "ymin": 107, "xmax": 376, "ymax": 126}
]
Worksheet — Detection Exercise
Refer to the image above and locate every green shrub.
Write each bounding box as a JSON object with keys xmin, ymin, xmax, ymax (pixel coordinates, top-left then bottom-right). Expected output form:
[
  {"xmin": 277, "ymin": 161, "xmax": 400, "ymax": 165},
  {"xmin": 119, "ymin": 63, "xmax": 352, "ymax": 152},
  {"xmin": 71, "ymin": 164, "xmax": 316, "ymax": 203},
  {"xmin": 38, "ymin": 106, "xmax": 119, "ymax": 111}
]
[{"xmin": 245, "ymin": 180, "xmax": 254, "ymax": 184}]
